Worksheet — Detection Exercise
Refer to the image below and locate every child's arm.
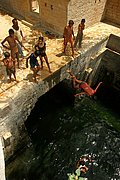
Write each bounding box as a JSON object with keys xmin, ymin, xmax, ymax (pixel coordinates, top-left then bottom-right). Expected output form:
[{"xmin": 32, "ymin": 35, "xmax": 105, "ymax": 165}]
[
  {"xmin": 66, "ymin": 69, "xmax": 75, "ymax": 78},
  {"xmin": 72, "ymin": 27, "xmax": 75, "ymax": 40},
  {"xmin": 15, "ymin": 36, "xmax": 29, "ymax": 52},
  {"xmin": 3, "ymin": 59, "xmax": 8, "ymax": 66},
  {"xmin": 1, "ymin": 38, "xmax": 10, "ymax": 50},
  {"xmin": 26, "ymin": 56, "xmax": 30, "ymax": 68},
  {"xmin": 35, "ymin": 45, "xmax": 39, "ymax": 51},
  {"xmin": 44, "ymin": 42, "xmax": 46, "ymax": 52}
]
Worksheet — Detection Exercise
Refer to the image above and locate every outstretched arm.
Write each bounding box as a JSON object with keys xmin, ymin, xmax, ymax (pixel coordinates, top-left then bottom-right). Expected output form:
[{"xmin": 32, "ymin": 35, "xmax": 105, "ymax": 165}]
[
  {"xmin": 66, "ymin": 69, "xmax": 74, "ymax": 77},
  {"xmin": 67, "ymin": 69, "xmax": 83, "ymax": 85},
  {"xmin": 94, "ymin": 82, "xmax": 102, "ymax": 93}
]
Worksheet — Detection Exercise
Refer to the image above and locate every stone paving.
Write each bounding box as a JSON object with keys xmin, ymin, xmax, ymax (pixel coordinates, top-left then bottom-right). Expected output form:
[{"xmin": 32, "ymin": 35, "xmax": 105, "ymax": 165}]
[{"xmin": 0, "ymin": 10, "xmax": 120, "ymax": 97}]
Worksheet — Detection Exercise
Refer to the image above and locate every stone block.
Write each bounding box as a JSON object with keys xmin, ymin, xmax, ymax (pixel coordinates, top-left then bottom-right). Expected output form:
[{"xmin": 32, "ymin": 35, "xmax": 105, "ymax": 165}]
[
  {"xmin": 3, "ymin": 132, "xmax": 12, "ymax": 148},
  {"xmin": 106, "ymin": 34, "xmax": 120, "ymax": 54}
]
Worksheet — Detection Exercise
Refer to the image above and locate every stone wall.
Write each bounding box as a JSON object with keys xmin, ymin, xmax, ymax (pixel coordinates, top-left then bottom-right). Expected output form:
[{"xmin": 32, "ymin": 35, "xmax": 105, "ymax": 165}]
[
  {"xmin": 67, "ymin": 0, "xmax": 107, "ymax": 33},
  {"xmin": 103, "ymin": 0, "xmax": 120, "ymax": 25},
  {"xmin": 0, "ymin": 0, "xmax": 108, "ymax": 35},
  {"xmin": 0, "ymin": 37, "xmax": 107, "ymax": 160},
  {"xmin": 38, "ymin": 0, "xmax": 68, "ymax": 34},
  {"xmin": 0, "ymin": 0, "xmax": 30, "ymax": 18},
  {"xmin": 0, "ymin": 0, "xmax": 120, "ymax": 35}
]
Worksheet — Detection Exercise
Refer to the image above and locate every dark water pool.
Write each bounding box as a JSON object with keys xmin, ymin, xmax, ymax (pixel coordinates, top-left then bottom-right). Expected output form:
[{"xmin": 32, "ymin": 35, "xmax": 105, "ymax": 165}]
[{"xmin": 6, "ymin": 81, "xmax": 120, "ymax": 180}]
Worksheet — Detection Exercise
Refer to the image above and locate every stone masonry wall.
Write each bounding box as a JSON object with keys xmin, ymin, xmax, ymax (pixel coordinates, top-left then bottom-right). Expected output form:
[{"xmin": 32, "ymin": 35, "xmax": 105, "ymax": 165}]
[
  {"xmin": 0, "ymin": 0, "xmax": 120, "ymax": 35},
  {"xmin": 68, "ymin": 0, "xmax": 107, "ymax": 33},
  {"xmin": 103, "ymin": 0, "xmax": 120, "ymax": 25},
  {"xmin": 0, "ymin": 37, "xmax": 107, "ymax": 160},
  {"xmin": 0, "ymin": 0, "xmax": 107, "ymax": 35},
  {"xmin": 38, "ymin": 0, "xmax": 68, "ymax": 34}
]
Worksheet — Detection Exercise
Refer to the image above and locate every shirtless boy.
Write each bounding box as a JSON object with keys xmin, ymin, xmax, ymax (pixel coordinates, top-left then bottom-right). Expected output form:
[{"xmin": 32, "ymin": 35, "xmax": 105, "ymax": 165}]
[
  {"xmin": 1, "ymin": 29, "xmax": 26, "ymax": 68},
  {"xmin": 74, "ymin": 19, "xmax": 85, "ymax": 48},
  {"xmin": 67, "ymin": 70, "xmax": 102, "ymax": 97},
  {"xmin": 3, "ymin": 52, "xmax": 17, "ymax": 83},
  {"xmin": 63, "ymin": 20, "xmax": 75, "ymax": 57}
]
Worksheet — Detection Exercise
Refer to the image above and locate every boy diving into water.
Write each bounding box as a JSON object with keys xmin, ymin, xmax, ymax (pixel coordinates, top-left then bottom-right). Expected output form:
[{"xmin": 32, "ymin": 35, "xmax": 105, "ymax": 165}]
[{"xmin": 67, "ymin": 70, "xmax": 102, "ymax": 97}]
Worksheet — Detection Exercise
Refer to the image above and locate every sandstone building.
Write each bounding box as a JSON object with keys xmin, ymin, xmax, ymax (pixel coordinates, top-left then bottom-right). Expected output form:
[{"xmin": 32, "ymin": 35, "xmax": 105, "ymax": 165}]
[{"xmin": 0, "ymin": 0, "xmax": 120, "ymax": 34}]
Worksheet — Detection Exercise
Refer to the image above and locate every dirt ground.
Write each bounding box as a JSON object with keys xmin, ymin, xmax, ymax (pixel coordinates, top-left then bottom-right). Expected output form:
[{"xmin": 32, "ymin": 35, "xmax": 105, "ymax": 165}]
[
  {"xmin": 0, "ymin": 9, "xmax": 120, "ymax": 94},
  {"xmin": 0, "ymin": 10, "xmax": 68, "ymax": 92}
]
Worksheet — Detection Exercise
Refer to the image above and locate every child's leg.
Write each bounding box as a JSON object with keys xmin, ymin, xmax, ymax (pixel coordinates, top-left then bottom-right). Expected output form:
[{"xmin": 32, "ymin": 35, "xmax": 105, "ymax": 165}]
[
  {"xmin": 32, "ymin": 66, "xmax": 41, "ymax": 82},
  {"xmin": 33, "ymin": 69, "xmax": 37, "ymax": 82},
  {"xmin": 63, "ymin": 39, "xmax": 67, "ymax": 53},
  {"xmin": 71, "ymin": 41, "xmax": 74, "ymax": 57},
  {"xmin": 11, "ymin": 52, "xmax": 16, "ymax": 67},
  {"xmin": 36, "ymin": 66, "xmax": 41, "ymax": 74},
  {"xmin": 6, "ymin": 68, "xmax": 11, "ymax": 82},
  {"xmin": 16, "ymin": 52, "xmax": 20, "ymax": 68},
  {"xmin": 8, "ymin": 72, "xmax": 12, "ymax": 82},
  {"xmin": 74, "ymin": 33, "xmax": 79, "ymax": 48},
  {"xmin": 44, "ymin": 56, "xmax": 51, "ymax": 73},
  {"xmin": 13, "ymin": 71, "xmax": 16, "ymax": 81},
  {"xmin": 39, "ymin": 56, "xmax": 43, "ymax": 69},
  {"xmin": 78, "ymin": 34, "xmax": 83, "ymax": 48}
]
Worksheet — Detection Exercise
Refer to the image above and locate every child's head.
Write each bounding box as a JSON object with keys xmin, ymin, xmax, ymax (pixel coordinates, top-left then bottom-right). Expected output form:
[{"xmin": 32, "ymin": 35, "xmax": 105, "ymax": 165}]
[
  {"xmin": 34, "ymin": 50, "xmax": 40, "ymax": 57},
  {"xmin": 12, "ymin": 18, "xmax": 18, "ymax": 25},
  {"xmin": 69, "ymin": 20, "xmax": 74, "ymax": 27},
  {"xmin": 4, "ymin": 52, "xmax": 10, "ymax": 58},
  {"xmin": 39, "ymin": 36, "xmax": 44, "ymax": 41},
  {"xmin": 9, "ymin": 29, "xmax": 14, "ymax": 37},
  {"xmin": 39, "ymin": 36, "xmax": 44, "ymax": 42},
  {"xmin": 81, "ymin": 19, "xmax": 85, "ymax": 23}
]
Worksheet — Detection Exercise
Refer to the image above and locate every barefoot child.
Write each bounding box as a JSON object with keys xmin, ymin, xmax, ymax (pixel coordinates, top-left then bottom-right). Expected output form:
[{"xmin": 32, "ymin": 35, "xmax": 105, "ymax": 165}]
[
  {"xmin": 67, "ymin": 70, "xmax": 102, "ymax": 97},
  {"xmin": 3, "ymin": 52, "xmax": 16, "ymax": 83},
  {"xmin": 74, "ymin": 19, "xmax": 85, "ymax": 48},
  {"xmin": 35, "ymin": 36, "xmax": 52, "ymax": 73},
  {"xmin": 1, "ymin": 29, "xmax": 27, "ymax": 68},
  {"xmin": 12, "ymin": 18, "xmax": 24, "ymax": 57},
  {"xmin": 63, "ymin": 20, "xmax": 75, "ymax": 57},
  {"xmin": 26, "ymin": 50, "xmax": 41, "ymax": 82}
]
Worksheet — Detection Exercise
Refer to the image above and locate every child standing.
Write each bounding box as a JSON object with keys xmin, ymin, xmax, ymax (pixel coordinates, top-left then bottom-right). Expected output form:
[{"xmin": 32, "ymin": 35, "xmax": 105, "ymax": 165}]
[
  {"xmin": 35, "ymin": 36, "xmax": 51, "ymax": 73},
  {"xmin": 74, "ymin": 19, "xmax": 85, "ymax": 48},
  {"xmin": 63, "ymin": 20, "xmax": 75, "ymax": 57},
  {"xmin": 12, "ymin": 18, "xmax": 24, "ymax": 57},
  {"xmin": 3, "ymin": 52, "xmax": 16, "ymax": 83},
  {"xmin": 1, "ymin": 29, "xmax": 27, "ymax": 68}
]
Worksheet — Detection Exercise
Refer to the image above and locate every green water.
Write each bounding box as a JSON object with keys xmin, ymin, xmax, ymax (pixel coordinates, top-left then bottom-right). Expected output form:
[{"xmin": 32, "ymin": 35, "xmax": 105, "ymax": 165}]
[{"xmin": 6, "ymin": 82, "xmax": 120, "ymax": 180}]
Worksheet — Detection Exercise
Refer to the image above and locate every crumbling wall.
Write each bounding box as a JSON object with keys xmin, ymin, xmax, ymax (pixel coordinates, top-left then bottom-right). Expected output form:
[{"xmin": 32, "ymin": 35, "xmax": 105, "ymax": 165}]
[
  {"xmin": 103, "ymin": 0, "xmax": 120, "ymax": 25},
  {"xmin": 68, "ymin": 0, "xmax": 107, "ymax": 33}
]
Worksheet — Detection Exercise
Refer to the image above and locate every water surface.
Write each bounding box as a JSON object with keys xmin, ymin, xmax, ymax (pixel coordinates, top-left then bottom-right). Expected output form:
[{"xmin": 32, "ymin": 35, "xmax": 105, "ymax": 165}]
[{"xmin": 6, "ymin": 82, "xmax": 120, "ymax": 180}]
